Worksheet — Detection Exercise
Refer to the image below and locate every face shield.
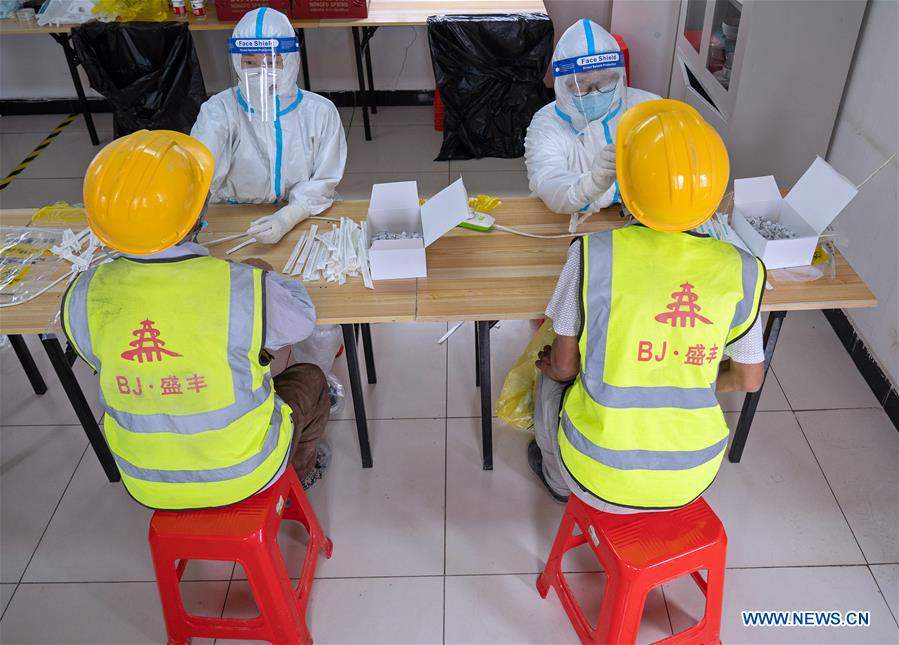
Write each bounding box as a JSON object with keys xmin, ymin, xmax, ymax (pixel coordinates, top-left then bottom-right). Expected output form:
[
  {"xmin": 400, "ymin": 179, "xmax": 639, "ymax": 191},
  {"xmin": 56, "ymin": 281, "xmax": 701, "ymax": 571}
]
[
  {"xmin": 229, "ymin": 35, "xmax": 298, "ymax": 123},
  {"xmin": 553, "ymin": 50, "xmax": 626, "ymax": 124}
]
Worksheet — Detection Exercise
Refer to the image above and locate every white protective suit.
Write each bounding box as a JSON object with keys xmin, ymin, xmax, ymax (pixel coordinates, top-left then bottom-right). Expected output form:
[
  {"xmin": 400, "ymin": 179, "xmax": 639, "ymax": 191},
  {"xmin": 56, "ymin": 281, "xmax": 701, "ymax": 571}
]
[
  {"xmin": 190, "ymin": 7, "xmax": 347, "ymax": 244},
  {"xmin": 525, "ymin": 19, "xmax": 658, "ymax": 218}
]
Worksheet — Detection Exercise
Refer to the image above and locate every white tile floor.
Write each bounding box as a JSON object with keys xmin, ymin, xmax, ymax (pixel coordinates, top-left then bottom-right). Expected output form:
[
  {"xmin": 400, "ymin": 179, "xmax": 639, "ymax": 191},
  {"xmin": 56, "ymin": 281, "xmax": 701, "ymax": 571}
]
[{"xmin": 1, "ymin": 109, "xmax": 897, "ymax": 643}]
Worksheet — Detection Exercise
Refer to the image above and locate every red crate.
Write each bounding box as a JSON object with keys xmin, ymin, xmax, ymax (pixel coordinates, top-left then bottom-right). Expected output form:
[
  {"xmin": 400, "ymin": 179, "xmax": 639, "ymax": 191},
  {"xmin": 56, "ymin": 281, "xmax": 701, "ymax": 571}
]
[
  {"xmin": 293, "ymin": 0, "xmax": 368, "ymax": 20},
  {"xmin": 214, "ymin": 0, "xmax": 294, "ymax": 21}
]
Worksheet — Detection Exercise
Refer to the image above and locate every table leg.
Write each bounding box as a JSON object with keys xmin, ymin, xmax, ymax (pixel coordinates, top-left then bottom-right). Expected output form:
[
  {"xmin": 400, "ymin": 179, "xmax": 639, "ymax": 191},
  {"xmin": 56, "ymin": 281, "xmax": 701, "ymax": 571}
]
[
  {"xmin": 476, "ymin": 321, "xmax": 495, "ymax": 470},
  {"xmin": 474, "ymin": 322, "xmax": 480, "ymax": 388},
  {"xmin": 363, "ymin": 27, "xmax": 377, "ymax": 114},
  {"xmin": 728, "ymin": 311, "xmax": 787, "ymax": 463},
  {"xmin": 360, "ymin": 323, "xmax": 377, "ymax": 384},
  {"xmin": 8, "ymin": 335, "xmax": 47, "ymax": 395},
  {"xmin": 341, "ymin": 324, "xmax": 373, "ymax": 468},
  {"xmin": 39, "ymin": 334, "xmax": 120, "ymax": 482},
  {"xmin": 296, "ymin": 28, "xmax": 312, "ymax": 90},
  {"xmin": 65, "ymin": 342, "xmax": 78, "ymax": 367},
  {"xmin": 351, "ymin": 27, "xmax": 372, "ymax": 141},
  {"xmin": 51, "ymin": 33, "xmax": 99, "ymax": 146}
]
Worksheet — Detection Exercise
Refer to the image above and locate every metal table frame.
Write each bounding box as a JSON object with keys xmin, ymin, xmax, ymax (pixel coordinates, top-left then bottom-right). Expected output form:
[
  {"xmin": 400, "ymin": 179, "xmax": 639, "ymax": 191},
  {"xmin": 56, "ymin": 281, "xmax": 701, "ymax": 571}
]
[{"xmin": 49, "ymin": 32, "xmax": 100, "ymax": 146}]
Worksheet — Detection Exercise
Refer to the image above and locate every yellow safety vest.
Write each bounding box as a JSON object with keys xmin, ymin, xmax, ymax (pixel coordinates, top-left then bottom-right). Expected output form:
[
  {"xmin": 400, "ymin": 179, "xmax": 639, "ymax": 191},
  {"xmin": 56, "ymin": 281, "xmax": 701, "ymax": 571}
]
[
  {"xmin": 559, "ymin": 226, "xmax": 765, "ymax": 509},
  {"xmin": 61, "ymin": 254, "xmax": 293, "ymax": 510}
]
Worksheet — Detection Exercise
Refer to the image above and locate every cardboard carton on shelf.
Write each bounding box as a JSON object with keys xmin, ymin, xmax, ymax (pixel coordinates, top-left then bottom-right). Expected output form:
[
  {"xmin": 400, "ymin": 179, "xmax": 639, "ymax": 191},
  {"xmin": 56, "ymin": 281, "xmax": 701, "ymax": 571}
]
[
  {"xmin": 214, "ymin": 0, "xmax": 294, "ymax": 21},
  {"xmin": 293, "ymin": 0, "xmax": 368, "ymax": 20}
]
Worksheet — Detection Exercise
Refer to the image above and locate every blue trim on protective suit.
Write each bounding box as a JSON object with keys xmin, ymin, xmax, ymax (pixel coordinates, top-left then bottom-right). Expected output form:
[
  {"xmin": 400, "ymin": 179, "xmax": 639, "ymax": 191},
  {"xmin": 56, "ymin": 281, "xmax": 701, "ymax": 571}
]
[
  {"xmin": 235, "ymin": 88, "xmax": 253, "ymax": 113},
  {"xmin": 279, "ymin": 92, "xmax": 302, "ymax": 115},
  {"xmin": 582, "ymin": 19, "xmax": 595, "ymax": 55},
  {"xmin": 255, "ymin": 7, "xmax": 267, "ymax": 37},
  {"xmin": 554, "ymin": 105, "xmax": 581, "ymax": 135},
  {"xmin": 600, "ymin": 98, "xmax": 622, "ymax": 144},
  {"xmin": 274, "ymin": 96, "xmax": 283, "ymax": 200}
]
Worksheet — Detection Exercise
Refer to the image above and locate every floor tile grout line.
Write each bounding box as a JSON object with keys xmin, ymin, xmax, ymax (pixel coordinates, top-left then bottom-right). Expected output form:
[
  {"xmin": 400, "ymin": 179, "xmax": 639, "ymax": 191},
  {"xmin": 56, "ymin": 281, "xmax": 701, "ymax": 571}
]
[
  {"xmin": 792, "ymin": 411, "xmax": 869, "ymax": 565},
  {"xmin": 10, "ymin": 561, "xmax": 890, "ymax": 582},
  {"xmin": 770, "ymin": 356, "xmax": 797, "ymax": 412},
  {"xmin": 14, "ymin": 578, "xmax": 241, "ymax": 585},
  {"xmin": 321, "ymin": 406, "xmax": 889, "ymax": 424},
  {"xmin": 0, "ymin": 583, "xmax": 16, "ymax": 623},
  {"xmin": 12, "ymin": 443, "xmax": 88, "ymax": 593},
  {"xmin": 660, "ymin": 584, "xmax": 675, "ymax": 636},
  {"xmin": 865, "ymin": 564, "xmax": 899, "ymax": 630},
  {"xmin": 442, "ymin": 322, "xmax": 449, "ymax": 644},
  {"xmin": 15, "ymin": 562, "xmax": 899, "ymax": 587},
  {"xmin": 0, "ymin": 423, "xmax": 96, "ymax": 429}
]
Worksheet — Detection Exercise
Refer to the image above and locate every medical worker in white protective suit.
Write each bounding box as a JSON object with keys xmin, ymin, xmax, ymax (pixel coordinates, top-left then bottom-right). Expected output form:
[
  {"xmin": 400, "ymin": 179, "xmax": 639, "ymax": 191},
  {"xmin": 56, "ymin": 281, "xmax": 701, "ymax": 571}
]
[
  {"xmin": 190, "ymin": 7, "xmax": 346, "ymax": 244},
  {"xmin": 525, "ymin": 19, "xmax": 658, "ymax": 224}
]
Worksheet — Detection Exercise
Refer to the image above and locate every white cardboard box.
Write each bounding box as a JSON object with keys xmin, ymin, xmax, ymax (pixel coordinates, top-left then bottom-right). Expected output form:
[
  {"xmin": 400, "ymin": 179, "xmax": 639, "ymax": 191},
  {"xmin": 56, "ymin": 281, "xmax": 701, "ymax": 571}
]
[
  {"xmin": 731, "ymin": 157, "xmax": 857, "ymax": 270},
  {"xmin": 367, "ymin": 178, "xmax": 470, "ymax": 281}
]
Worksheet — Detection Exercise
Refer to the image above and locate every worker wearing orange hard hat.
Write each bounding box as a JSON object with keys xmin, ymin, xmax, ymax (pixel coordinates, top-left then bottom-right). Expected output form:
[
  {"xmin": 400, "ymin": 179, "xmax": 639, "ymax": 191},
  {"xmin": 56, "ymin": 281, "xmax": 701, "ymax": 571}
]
[
  {"xmin": 529, "ymin": 100, "xmax": 767, "ymax": 511},
  {"xmin": 61, "ymin": 130, "xmax": 331, "ymax": 510}
]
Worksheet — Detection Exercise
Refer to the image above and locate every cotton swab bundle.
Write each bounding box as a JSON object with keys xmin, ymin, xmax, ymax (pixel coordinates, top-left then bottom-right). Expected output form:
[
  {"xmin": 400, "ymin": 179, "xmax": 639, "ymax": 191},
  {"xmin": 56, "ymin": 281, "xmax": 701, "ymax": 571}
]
[{"xmin": 289, "ymin": 218, "xmax": 373, "ymax": 289}]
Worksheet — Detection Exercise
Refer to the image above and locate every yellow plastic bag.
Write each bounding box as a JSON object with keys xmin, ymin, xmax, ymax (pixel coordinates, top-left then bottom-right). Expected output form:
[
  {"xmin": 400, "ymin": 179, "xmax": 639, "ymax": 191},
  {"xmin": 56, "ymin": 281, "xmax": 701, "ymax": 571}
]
[
  {"xmin": 93, "ymin": 0, "xmax": 170, "ymax": 22},
  {"xmin": 496, "ymin": 320, "xmax": 556, "ymax": 431},
  {"xmin": 31, "ymin": 201, "xmax": 87, "ymax": 227}
]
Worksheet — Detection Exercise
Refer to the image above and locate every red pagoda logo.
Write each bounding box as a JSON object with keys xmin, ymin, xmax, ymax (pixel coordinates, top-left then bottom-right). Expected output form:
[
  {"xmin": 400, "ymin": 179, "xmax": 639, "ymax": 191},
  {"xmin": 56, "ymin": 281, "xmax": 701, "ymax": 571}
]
[
  {"xmin": 654, "ymin": 283, "xmax": 713, "ymax": 328},
  {"xmin": 120, "ymin": 319, "xmax": 182, "ymax": 363}
]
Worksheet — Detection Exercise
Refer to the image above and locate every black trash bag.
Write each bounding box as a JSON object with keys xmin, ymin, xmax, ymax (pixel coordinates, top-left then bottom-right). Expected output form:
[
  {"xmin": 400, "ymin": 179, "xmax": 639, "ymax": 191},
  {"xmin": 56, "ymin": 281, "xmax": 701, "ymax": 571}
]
[
  {"xmin": 72, "ymin": 21, "xmax": 207, "ymax": 136},
  {"xmin": 428, "ymin": 13, "xmax": 553, "ymax": 161}
]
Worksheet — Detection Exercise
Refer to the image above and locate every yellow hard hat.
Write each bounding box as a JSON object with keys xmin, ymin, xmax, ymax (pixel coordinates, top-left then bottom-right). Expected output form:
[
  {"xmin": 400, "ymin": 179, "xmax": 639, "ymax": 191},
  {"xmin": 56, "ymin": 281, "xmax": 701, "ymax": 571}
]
[
  {"xmin": 83, "ymin": 130, "xmax": 214, "ymax": 254},
  {"xmin": 616, "ymin": 99, "xmax": 729, "ymax": 232}
]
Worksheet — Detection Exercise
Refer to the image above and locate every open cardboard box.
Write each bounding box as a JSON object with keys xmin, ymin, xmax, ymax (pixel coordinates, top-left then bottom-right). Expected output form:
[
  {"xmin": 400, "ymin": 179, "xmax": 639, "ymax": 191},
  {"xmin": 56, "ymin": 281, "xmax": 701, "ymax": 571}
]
[
  {"xmin": 731, "ymin": 157, "xmax": 857, "ymax": 270},
  {"xmin": 366, "ymin": 178, "xmax": 470, "ymax": 281}
]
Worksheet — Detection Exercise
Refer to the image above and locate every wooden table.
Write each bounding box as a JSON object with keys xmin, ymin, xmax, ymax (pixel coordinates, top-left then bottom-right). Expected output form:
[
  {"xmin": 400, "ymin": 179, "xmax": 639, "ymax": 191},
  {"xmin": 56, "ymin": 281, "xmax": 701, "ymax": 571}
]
[
  {"xmin": 0, "ymin": 198, "xmax": 877, "ymax": 475},
  {"xmin": 0, "ymin": 0, "xmax": 546, "ymax": 142},
  {"xmin": 0, "ymin": 204, "xmax": 416, "ymax": 477}
]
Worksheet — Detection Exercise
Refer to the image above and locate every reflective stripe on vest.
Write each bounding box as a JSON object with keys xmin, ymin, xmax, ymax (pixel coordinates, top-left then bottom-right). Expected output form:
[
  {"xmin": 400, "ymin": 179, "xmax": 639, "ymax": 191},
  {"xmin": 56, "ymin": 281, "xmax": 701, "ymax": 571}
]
[
  {"xmin": 64, "ymin": 261, "xmax": 271, "ymax": 434},
  {"xmin": 559, "ymin": 226, "xmax": 765, "ymax": 509},
  {"xmin": 113, "ymin": 403, "xmax": 283, "ymax": 484},
  {"xmin": 561, "ymin": 411, "xmax": 729, "ymax": 470}
]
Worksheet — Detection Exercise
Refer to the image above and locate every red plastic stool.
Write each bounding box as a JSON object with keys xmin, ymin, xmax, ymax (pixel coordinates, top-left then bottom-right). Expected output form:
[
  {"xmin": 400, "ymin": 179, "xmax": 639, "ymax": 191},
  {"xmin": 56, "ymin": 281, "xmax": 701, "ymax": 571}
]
[
  {"xmin": 537, "ymin": 496, "xmax": 726, "ymax": 644},
  {"xmin": 149, "ymin": 466, "xmax": 332, "ymax": 644}
]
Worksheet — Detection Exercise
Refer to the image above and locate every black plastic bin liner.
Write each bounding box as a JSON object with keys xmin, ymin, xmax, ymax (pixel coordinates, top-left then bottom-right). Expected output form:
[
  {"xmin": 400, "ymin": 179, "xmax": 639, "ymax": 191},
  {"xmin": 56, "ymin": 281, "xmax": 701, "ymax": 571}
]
[
  {"xmin": 428, "ymin": 13, "xmax": 553, "ymax": 161},
  {"xmin": 72, "ymin": 21, "xmax": 207, "ymax": 136}
]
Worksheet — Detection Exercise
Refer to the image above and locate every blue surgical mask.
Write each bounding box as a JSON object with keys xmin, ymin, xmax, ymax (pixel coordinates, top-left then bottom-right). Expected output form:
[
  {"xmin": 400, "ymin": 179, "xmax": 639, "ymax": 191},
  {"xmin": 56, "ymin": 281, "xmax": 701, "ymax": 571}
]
[{"xmin": 572, "ymin": 90, "xmax": 615, "ymax": 122}]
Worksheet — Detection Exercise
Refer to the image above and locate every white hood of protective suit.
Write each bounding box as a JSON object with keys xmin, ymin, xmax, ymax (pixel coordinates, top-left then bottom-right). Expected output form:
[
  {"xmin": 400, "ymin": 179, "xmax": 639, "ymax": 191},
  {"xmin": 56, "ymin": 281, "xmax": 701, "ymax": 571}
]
[
  {"xmin": 231, "ymin": 7, "xmax": 299, "ymax": 101},
  {"xmin": 552, "ymin": 19, "xmax": 627, "ymax": 133},
  {"xmin": 523, "ymin": 19, "xmax": 659, "ymax": 216}
]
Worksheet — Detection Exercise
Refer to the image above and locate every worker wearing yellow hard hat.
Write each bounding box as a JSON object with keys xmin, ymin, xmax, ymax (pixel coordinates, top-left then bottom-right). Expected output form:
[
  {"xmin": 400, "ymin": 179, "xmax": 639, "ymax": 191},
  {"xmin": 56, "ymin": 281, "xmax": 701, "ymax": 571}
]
[
  {"xmin": 616, "ymin": 98, "xmax": 731, "ymax": 232},
  {"xmin": 63, "ymin": 129, "xmax": 332, "ymax": 510},
  {"xmin": 83, "ymin": 129, "xmax": 214, "ymax": 255},
  {"xmin": 529, "ymin": 99, "xmax": 768, "ymax": 511}
]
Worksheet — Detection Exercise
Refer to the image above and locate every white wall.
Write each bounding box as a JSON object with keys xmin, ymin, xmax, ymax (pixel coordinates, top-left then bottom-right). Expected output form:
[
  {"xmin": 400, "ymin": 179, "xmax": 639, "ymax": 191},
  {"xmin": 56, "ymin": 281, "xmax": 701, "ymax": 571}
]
[
  {"xmin": 0, "ymin": 25, "xmax": 434, "ymax": 99},
  {"xmin": 827, "ymin": 0, "xmax": 899, "ymax": 386},
  {"xmin": 610, "ymin": 0, "xmax": 678, "ymax": 97}
]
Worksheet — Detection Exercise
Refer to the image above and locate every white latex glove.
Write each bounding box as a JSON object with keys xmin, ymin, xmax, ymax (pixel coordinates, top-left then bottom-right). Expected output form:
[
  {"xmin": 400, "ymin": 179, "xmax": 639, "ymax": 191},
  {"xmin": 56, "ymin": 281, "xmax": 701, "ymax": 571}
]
[
  {"xmin": 590, "ymin": 143, "xmax": 617, "ymax": 194},
  {"xmin": 246, "ymin": 203, "xmax": 309, "ymax": 245}
]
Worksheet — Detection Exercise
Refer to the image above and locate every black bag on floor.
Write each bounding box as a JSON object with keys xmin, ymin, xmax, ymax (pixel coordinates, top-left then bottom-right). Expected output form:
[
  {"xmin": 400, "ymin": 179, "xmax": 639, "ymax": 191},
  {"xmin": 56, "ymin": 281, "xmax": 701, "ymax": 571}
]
[
  {"xmin": 72, "ymin": 21, "xmax": 207, "ymax": 136},
  {"xmin": 428, "ymin": 13, "xmax": 553, "ymax": 161}
]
